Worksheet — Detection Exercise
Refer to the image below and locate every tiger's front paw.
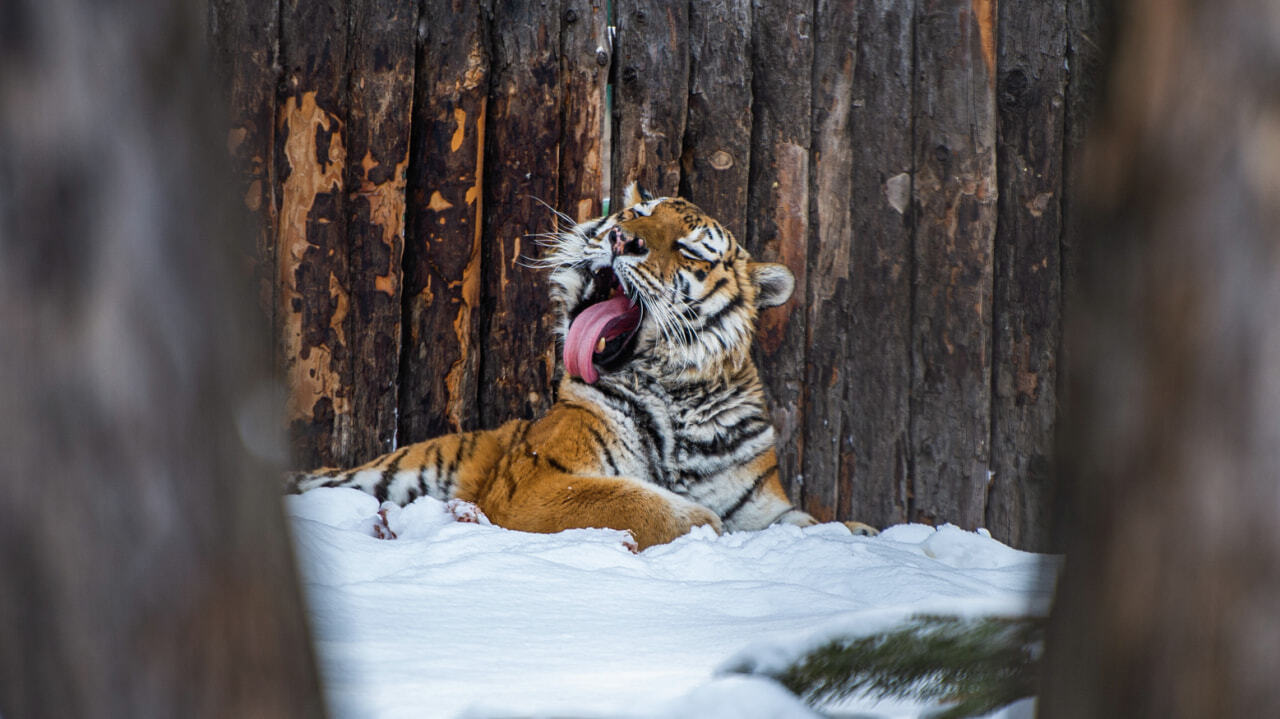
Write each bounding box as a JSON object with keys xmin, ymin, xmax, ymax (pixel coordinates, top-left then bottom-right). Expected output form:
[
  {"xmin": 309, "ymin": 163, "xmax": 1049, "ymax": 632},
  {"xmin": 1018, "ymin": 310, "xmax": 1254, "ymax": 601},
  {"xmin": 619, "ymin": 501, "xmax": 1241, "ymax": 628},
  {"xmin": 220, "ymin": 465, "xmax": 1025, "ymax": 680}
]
[
  {"xmin": 678, "ymin": 503, "xmax": 723, "ymax": 535},
  {"xmin": 636, "ymin": 499, "xmax": 722, "ymax": 549},
  {"xmin": 843, "ymin": 520, "xmax": 880, "ymax": 537}
]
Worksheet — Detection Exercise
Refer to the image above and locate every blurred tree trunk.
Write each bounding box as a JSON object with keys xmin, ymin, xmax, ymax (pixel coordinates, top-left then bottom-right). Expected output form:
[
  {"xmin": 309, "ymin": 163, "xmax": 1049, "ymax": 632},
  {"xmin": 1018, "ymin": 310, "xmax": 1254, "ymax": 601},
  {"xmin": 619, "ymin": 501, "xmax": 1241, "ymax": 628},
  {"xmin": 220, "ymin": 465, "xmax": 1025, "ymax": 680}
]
[
  {"xmin": 0, "ymin": 0, "xmax": 326, "ymax": 716},
  {"xmin": 1043, "ymin": 0, "xmax": 1280, "ymax": 715}
]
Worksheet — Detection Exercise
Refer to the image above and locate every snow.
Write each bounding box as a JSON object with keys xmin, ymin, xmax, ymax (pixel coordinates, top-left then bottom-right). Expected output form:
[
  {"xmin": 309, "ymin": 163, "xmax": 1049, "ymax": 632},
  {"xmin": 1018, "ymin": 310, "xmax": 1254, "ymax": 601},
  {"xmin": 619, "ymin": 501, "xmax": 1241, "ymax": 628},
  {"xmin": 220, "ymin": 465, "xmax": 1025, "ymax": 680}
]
[{"xmin": 286, "ymin": 488, "xmax": 1059, "ymax": 719}]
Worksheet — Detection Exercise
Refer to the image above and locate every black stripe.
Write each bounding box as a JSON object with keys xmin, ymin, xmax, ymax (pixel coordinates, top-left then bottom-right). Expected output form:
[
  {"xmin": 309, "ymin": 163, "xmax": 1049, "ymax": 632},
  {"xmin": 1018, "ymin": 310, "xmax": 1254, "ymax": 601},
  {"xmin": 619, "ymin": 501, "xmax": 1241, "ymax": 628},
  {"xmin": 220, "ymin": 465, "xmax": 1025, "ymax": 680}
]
[
  {"xmin": 377, "ymin": 448, "xmax": 411, "ymax": 503},
  {"xmin": 700, "ymin": 290, "xmax": 745, "ymax": 333},
  {"xmin": 545, "ymin": 455, "xmax": 571, "ymax": 474},
  {"xmin": 722, "ymin": 466, "xmax": 778, "ymax": 522},
  {"xmin": 585, "ymin": 424, "xmax": 619, "ymax": 475},
  {"xmin": 417, "ymin": 463, "xmax": 430, "ymax": 498},
  {"xmin": 445, "ymin": 433, "xmax": 467, "ymax": 477},
  {"xmin": 681, "ymin": 419, "xmax": 771, "ymax": 457},
  {"xmin": 591, "ymin": 381, "xmax": 665, "ymax": 474},
  {"xmin": 674, "ymin": 271, "xmax": 690, "ymax": 298},
  {"xmin": 673, "ymin": 240, "xmax": 715, "ymax": 263},
  {"xmin": 695, "ymin": 276, "xmax": 729, "ymax": 305},
  {"xmin": 324, "ymin": 467, "xmax": 357, "ymax": 488},
  {"xmin": 432, "ymin": 443, "xmax": 445, "ymax": 484}
]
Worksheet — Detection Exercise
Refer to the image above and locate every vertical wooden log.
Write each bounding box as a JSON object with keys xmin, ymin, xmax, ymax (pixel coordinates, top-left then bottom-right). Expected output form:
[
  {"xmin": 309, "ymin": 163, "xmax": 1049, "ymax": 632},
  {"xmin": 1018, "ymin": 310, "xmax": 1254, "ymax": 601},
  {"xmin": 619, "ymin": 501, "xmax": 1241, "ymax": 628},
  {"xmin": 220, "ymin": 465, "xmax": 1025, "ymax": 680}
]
[
  {"xmin": 909, "ymin": 0, "xmax": 997, "ymax": 528},
  {"xmin": 208, "ymin": 0, "xmax": 279, "ymax": 323},
  {"xmin": 398, "ymin": 0, "xmax": 489, "ymax": 442},
  {"xmin": 1061, "ymin": 0, "xmax": 1108, "ymax": 302},
  {"xmin": 611, "ymin": 0, "xmax": 689, "ymax": 201},
  {"xmin": 801, "ymin": 0, "xmax": 858, "ymax": 523},
  {"xmin": 277, "ymin": 0, "xmax": 353, "ymax": 468},
  {"xmin": 344, "ymin": 0, "xmax": 416, "ymax": 461},
  {"xmin": 0, "ymin": 0, "xmax": 325, "ymax": 712},
  {"xmin": 558, "ymin": 0, "xmax": 609, "ymax": 223},
  {"xmin": 986, "ymin": 1, "xmax": 1067, "ymax": 550},
  {"xmin": 840, "ymin": 0, "xmax": 915, "ymax": 528},
  {"xmin": 479, "ymin": 2, "xmax": 563, "ymax": 427},
  {"xmin": 1043, "ymin": 0, "xmax": 1280, "ymax": 713},
  {"xmin": 680, "ymin": 0, "xmax": 752, "ymax": 240},
  {"xmin": 748, "ymin": 0, "xmax": 816, "ymax": 515}
]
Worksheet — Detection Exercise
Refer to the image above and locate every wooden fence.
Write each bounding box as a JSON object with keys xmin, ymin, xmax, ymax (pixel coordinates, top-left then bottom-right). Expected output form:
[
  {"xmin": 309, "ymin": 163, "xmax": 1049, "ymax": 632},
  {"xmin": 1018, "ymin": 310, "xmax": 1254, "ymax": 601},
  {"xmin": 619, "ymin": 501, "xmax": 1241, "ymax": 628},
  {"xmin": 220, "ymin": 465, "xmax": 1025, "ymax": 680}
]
[{"xmin": 210, "ymin": 0, "xmax": 1100, "ymax": 550}]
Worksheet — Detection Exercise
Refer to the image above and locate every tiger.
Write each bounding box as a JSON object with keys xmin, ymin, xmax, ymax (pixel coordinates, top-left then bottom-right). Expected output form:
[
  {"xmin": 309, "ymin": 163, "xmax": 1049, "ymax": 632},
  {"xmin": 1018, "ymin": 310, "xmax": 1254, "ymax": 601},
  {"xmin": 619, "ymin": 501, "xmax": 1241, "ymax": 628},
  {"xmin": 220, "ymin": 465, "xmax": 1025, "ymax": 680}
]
[{"xmin": 289, "ymin": 184, "xmax": 879, "ymax": 549}]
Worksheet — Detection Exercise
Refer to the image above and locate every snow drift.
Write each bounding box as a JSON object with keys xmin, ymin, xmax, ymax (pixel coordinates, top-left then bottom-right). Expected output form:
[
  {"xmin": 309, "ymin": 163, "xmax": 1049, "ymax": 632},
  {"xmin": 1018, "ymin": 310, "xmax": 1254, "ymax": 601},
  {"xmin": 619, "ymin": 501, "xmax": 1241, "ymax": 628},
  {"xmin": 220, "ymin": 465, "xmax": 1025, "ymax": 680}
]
[{"xmin": 286, "ymin": 488, "xmax": 1058, "ymax": 718}]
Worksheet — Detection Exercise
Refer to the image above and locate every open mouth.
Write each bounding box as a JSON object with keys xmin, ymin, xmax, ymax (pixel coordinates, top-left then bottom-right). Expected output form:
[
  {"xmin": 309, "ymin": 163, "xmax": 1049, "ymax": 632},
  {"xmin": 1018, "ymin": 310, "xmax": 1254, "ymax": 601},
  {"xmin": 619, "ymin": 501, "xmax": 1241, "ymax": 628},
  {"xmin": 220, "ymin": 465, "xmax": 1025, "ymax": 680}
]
[{"xmin": 564, "ymin": 266, "xmax": 643, "ymax": 383}]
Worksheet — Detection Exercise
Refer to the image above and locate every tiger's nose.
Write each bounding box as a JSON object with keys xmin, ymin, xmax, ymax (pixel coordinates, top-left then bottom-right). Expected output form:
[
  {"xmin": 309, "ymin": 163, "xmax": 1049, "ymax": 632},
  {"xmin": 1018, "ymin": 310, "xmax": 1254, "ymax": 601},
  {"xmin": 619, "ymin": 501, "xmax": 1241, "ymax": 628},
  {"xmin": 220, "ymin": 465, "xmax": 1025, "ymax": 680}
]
[{"xmin": 610, "ymin": 228, "xmax": 646, "ymax": 256}]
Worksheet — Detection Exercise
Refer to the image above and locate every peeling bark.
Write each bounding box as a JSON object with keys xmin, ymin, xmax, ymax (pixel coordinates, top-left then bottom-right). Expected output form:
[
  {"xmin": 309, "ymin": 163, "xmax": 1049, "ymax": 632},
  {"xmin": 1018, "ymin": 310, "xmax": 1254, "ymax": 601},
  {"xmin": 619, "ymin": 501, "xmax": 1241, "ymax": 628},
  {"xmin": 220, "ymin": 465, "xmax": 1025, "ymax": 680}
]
[
  {"xmin": 209, "ymin": 0, "xmax": 279, "ymax": 323},
  {"xmin": 277, "ymin": 0, "xmax": 354, "ymax": 468},
  {"xmin": 479, "ymin": 2, "xmax": 563, "ymax": 426},
  {"xmin": 344, "ymin": 0, "xmax": 417, "ymax": 461},
  {"xmin": 399, "ymin": 0, "xmax": 489, "ymax": 443},
  {"xmin": 558, "ymin": 0, "xmax": 608, "ymax": 223}
]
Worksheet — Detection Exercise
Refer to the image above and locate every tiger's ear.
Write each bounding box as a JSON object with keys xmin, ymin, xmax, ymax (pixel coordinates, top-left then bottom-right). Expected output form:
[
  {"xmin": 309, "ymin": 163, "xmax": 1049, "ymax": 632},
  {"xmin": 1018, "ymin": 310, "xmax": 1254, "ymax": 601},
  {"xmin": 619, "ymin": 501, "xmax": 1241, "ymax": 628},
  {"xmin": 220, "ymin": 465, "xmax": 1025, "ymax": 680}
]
[
  {"xmin": 623, "ymin": 181, "xmax": 654, "ymax": 207},
  {"xmin": 749, "ymin": 262, "xmax": 795, "ymax": 309}
]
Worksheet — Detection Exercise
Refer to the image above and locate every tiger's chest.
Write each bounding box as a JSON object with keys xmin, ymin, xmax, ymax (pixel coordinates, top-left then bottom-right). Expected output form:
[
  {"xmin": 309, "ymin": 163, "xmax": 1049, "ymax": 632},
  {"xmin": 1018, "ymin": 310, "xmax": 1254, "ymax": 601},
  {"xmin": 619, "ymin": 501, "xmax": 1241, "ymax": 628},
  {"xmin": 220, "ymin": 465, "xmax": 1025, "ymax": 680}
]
[{"xmin": 578, "ymin": 379, "xmax": 774, "ymax": 503}]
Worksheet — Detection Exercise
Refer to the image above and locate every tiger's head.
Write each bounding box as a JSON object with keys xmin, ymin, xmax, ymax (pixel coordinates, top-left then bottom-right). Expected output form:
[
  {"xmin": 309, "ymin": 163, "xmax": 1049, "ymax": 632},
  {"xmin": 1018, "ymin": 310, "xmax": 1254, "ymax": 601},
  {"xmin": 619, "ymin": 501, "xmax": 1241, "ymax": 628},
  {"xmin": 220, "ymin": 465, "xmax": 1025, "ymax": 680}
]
[{"xmin": 545, "ymin": 185, "xmax": 794, "ymax": 384}]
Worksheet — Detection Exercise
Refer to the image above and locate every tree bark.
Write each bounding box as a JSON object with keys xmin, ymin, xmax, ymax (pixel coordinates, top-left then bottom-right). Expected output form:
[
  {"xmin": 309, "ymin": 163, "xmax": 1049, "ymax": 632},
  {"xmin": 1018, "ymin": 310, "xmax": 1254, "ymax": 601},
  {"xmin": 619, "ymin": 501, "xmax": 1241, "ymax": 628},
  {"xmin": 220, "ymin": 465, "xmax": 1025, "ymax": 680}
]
[
  {"xmin": 748, "ymin": 0, "xmax": 816, "ymax": 515},
  {"xmin": 840, "ymin": 0, "xmax": 915, "ymax": 528},
  {"xmin": 839, "ymin": 0, "xmax": 921, "ymax": 527},
  {"xmin": 801, "ymin": 0, "xmax": 860, "ymax": 524},
  {"xmin": 986, "ymin": 0, "xmax": 1067, "ymax": 551},
  {"xmin": 398, "ymin": 0, "xmax": 489, "ymax": 442},
  {"xmin": 479, "ymin": 1, "xmax": 563, "ymax": 426},
  {"xmin": 558, "ymin": 0, "xmax": 609, "ymax": 223},
  {"xmin": 345, "ymin": 0, "xmax": 417, "ymax": 460},
  {"xmin": 1043, "ymin": 0, "xmax": 1280, "ymax": 714},
  {"xmin": 908, "ymin": 0, "xmax": 998, "ymax": 529},
  {"xmin": 0, "ymin": 0, "xmax": 326, "ymax": 715},
  {"xmin": 277, "ymin": 0, "xmax": 355, "ymax": 468},
  {"xmin": 209, "ymin": 0, "xmax": 280, "ymax": 324},
  {"xmin": 612, "ymin": 0, "xmax": 689, "ymax": 201},
  {"xmin": 680, "ymin": 0, "xmax": 753, "ymax": 240}
]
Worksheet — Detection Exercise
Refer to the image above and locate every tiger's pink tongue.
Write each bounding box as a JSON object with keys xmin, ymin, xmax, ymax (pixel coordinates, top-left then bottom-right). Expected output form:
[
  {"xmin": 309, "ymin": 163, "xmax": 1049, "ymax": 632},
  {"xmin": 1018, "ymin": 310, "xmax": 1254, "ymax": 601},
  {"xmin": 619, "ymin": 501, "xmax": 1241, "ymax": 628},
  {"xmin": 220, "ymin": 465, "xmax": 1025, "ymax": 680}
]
[{"xmin": 564, "ymin": 295, "xmax": 640, "ymax": 383}]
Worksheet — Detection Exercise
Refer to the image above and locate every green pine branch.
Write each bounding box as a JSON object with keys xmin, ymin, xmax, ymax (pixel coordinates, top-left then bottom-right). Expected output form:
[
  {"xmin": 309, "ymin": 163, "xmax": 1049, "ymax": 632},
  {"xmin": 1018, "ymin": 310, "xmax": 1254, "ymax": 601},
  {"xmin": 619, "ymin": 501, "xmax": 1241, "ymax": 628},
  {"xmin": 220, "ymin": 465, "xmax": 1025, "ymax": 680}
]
[{"xmin": 728, "ymin": 614, "xmax": 1044, "ymax": 719}]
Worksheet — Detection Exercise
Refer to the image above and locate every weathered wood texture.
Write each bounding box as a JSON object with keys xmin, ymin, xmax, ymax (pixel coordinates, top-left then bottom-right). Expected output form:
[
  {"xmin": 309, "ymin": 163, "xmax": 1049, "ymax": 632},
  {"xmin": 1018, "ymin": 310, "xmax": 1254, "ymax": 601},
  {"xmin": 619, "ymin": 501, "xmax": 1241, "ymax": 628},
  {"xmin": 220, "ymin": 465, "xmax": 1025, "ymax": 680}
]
[
  {"xmin": 908, "ymin": 0, "xmax": 998, "ymax": 529},
  {"xmin": 478, "ymin": 3, "xmax": 563, "ymax": 427},
  {"xmin": 841, "ymin": 0, "xmax": 915, "ymax": 526},
  {"xmin": 209, "ymin": 0, "xmax": 279, "ymax": 319},
  {"xmin": 1043, "ymin": 0, "xmax": 1280, "ymax": 713},
  {"xmin": 276, "ymin": 0, "xmax": 354, "ymax": 468},
  {"xmin": 802, "ymin": 0, "xmax": 859, "ymax": 523},
  {"xmin": 398, "ymin": 0, "xmax": 488, "ymax": 442},
  {"xmin": 558, "ymin": 0, "xmax": 610, "ymax": 223},
  {"xmin": 2, "ymin": 0, "xmax": 324, "ymax": 714},
  {"xmin": 748, "ymin": 0, "xmax": 816, "ymax": 517},
  {"xmin": 612, "ymin": 0, "xmax": 689, "ymax": 201},
  {"xmin": 680, "ymin": 0, "xmax": 752, "ymax": 239},
  {"xmin": 211, "ymin": 0, "xmax": 1099, "ymax": 549},
  {"xmin": 344, "ymin": 0, "xmax": 417, "ymax": 460},
  {"xmin": 989, "ymin": 0, "xmax": 1067, "ymax": 551}
]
